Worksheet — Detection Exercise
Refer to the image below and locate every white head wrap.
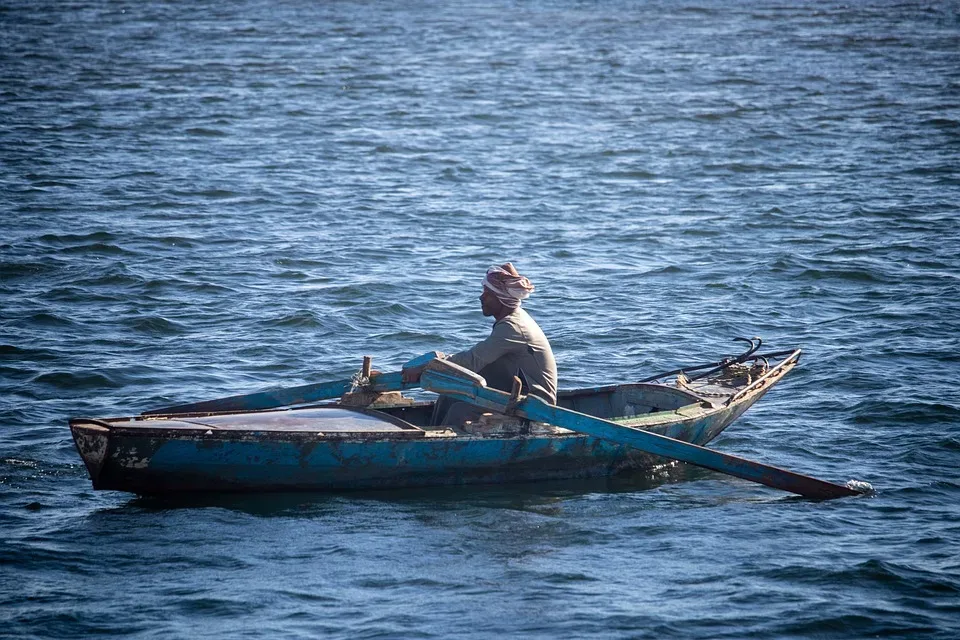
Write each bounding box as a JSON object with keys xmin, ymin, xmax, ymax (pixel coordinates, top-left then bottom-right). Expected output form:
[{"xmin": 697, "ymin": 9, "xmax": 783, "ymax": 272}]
[{"xmin": 483, "ymin": 263, "xmax": 535, "ymax": 310}]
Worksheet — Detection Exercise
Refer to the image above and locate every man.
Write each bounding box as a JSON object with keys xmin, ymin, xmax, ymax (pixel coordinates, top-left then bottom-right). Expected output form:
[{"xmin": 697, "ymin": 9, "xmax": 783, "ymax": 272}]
[{"xmin": 434, "ymin": 262, "xmax": 558, "ymax": 426}]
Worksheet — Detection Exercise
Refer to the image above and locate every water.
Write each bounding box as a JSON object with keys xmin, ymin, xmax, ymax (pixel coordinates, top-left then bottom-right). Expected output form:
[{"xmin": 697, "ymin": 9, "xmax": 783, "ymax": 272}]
[{"xmin": 2, "ymin": 0, "xmax": 959, "ymax": 637}]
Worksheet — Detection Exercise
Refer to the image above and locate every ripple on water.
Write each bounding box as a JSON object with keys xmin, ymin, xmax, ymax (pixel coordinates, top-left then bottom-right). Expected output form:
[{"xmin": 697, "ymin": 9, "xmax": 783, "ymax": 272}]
[
  {"xmin": 29, "ymin": 371, "xmax": 123, "ymax": 390},
  {"xmin": 763, "ymin": 558, "xmax": 959, "ymax": 597},
  {"xmin": 17, "ymin": 312, "xmax": 77, "ymax": 328},
  {"xmin": 122, "ymin": 315, "xmax": 190, "ymax": 336},
  {"xmin": 34, "ymin": 231, "xmax": 116, "ymax": 243},
  {"xmin": 850, "ymin": 399, "xmax": 960, "ymax": 426},
  {"xmin": 0, "ymin": 345, "xmax": 61, "ymax": 361},
  {"xmin": 266, "ymin": 310, "xmax": 325, "ymax": 328},
  {"xmin": 0, "ymin": 260, "xmax": 64, "ymax": 280}
]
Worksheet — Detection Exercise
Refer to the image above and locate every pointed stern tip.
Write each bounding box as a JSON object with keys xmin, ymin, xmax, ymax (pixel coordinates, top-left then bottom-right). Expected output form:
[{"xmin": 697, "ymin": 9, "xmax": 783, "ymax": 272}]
[{"xmin": 69, "ymin": 420, "xmax": 111, "ymax": 484}]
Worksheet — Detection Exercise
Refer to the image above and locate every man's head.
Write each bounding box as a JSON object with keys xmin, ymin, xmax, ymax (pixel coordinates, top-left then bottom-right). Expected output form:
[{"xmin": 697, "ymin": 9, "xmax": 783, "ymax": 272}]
[
  {"xmin": 479, "ymin": 287, "xmax": 503, "ymax": 317},
  {"xmin": 480, "ymin": 262, "xmax": 534, "ymax": 318}
]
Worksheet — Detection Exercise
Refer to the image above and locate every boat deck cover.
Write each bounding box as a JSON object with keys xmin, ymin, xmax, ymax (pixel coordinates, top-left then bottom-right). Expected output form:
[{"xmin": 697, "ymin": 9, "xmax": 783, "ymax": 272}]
[{"xmin": 115, "ymin": 407, "xmax": 418, "ymax": 433}]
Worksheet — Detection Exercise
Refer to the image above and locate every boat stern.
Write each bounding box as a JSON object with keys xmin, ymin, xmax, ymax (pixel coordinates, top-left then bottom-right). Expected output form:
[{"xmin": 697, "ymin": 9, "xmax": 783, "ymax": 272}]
[{"xmin": 69, "ymin": 419, "xmax": 111, "ymax": 486}]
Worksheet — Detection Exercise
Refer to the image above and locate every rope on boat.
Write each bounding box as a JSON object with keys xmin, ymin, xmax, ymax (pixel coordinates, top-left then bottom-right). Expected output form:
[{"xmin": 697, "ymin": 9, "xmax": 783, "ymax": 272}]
[
  {"xmin": 349, "ymin": 371, "xmax": 370, "ymax": 392},
  {"xmin": 675, "ymin": 361, "xmax": 766, "ymax": 399},
  {"xmin": 639, "ymin": 337, "xmax": 768, "ymax": 384},
  {"xmin": 687, "ymin": 337, "xmax": 762, "ymax": 381},
  {"xmin": 348, "ymin": 355, "xmax": 375, "ymax": 393}
]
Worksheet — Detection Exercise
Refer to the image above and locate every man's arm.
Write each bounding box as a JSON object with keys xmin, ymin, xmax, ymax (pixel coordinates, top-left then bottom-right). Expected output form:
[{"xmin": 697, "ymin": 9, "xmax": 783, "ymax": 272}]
[{"xmin": 448, "ymin": 320, "xmax": 525, "ymax": 374}]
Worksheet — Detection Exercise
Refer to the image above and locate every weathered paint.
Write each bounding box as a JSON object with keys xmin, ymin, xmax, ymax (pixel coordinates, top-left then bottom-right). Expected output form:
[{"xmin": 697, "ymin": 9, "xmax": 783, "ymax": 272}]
[
  {"xmin": 420, "ymin": 355, "xmax": 861, "ymax": 500},
  {"xmin": 78, "ymin": 408, "xmax": 738, "ymax": 494},
  {"xmin": 71, "ymin": 423, "xmax": 110, "ymax": 479},
  {"xmin": 72, "ymin": 387, "xmax": 756, "ymax": 495}
]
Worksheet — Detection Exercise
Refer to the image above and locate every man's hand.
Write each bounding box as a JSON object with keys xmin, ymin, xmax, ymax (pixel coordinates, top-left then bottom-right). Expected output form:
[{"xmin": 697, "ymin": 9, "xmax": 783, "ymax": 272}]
[
  {"xmin": 401, "ymin": 351, "xmax": 446, "ymax": 384},
  {"xmin": 401, "ymin": 363, "xmax": 427, "ymax": 384}
]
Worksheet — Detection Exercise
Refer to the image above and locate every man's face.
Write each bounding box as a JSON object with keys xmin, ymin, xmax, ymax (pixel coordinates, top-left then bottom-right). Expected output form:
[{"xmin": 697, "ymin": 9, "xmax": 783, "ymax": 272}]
[{"xmin": 480, "ymin": 287, "xmax": 501, "ymax": 317}]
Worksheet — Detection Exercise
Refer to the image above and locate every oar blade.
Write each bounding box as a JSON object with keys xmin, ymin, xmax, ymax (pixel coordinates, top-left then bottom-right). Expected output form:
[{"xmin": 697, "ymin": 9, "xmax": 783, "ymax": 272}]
[{"xmin": 522, "ymin": 398, "xmax": 860, "ymax": 499}]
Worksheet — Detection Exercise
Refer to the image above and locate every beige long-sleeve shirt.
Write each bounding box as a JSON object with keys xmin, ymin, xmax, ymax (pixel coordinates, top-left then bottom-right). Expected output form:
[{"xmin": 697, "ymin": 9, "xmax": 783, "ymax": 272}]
[{"xmin": 448, "ymin": 308, "xmax": 557, "ymax": 404}]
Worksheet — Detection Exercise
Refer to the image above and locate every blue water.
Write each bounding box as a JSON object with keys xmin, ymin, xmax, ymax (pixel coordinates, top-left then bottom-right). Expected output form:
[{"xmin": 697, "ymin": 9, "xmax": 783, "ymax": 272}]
[{"xmin": 2, "ymin": 0, "xmax": 959, "ymax": 637}]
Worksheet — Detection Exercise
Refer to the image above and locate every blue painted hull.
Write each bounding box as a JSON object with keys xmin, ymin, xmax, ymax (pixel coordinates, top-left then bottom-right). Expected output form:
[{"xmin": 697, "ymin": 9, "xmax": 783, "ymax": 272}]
[{"xmin": 71, "ymin": 392, "xmax": 761, "ymax": 494}]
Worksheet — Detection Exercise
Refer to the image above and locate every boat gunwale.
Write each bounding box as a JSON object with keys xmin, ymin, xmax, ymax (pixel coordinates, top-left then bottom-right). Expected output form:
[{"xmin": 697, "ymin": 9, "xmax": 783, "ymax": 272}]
[
  {"xmin": 557, "ymin": 381, "xmax": 705, "ymax": 402},
  {"xmin": 68, "ymin": 351, "xmax": 799, "ymax": 444},
  {"xmin": 723, "ymin": 348, "xmax": 800, "ymax": 405},
  {"xmin": 69, "ymin": 401, "xmax": 427, "ymax": 433}
]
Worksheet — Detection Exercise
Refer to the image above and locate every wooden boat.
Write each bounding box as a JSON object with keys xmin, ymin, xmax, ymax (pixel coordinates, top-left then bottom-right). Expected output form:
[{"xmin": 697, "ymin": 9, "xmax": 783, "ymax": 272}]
[{"xmin": 70, "ymin": 342, "xmax": 809, "ymax": 495}]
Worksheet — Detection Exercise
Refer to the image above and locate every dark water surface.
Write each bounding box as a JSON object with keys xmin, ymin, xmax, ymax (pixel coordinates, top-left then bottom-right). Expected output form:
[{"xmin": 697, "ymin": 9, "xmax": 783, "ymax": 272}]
[{"xmin": 2, "ymin": 0, "xmax": 959, "ymax": 637}]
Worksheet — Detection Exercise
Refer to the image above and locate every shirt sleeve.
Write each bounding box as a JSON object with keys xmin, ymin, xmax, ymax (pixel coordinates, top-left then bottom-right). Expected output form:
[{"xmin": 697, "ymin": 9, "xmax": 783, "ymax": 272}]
[{"xmin": 448, "ymin": 319, "xmax": 526, "ymax": 374}]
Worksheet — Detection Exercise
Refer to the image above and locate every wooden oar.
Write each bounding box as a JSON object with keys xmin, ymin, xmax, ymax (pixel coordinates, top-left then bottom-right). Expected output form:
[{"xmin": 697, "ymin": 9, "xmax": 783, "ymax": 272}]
[
  {"xmin": 142, "ymin": 351, "xmax": 441, "ymax": 415},
  {"xmin": 419, "ymin": 359, "xmax": 863, "ymax": 500}
]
